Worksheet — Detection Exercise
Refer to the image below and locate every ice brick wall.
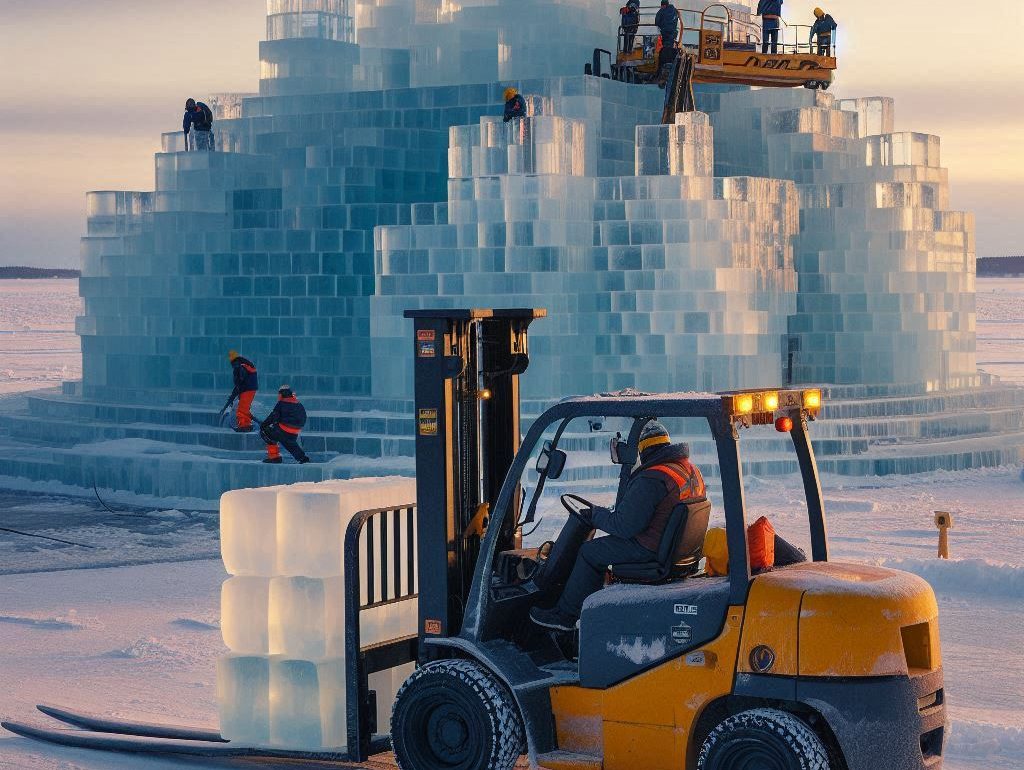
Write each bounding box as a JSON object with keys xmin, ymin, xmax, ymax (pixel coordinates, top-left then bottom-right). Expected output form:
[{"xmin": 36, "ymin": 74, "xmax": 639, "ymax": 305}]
[
  {"xmin": 372, "ymin": 109, "xmax": 798, "ymax": 399},
  {"xmin": 708, "ymin": 89, "xmax": 976, "ymax": 389},
  {"xmin": 78, "ymin": 76, "xmax": 662, "ymax": 405},
  {"xmin": 218, "ymin": 477, "xmax": 417, "ymax": 748}
]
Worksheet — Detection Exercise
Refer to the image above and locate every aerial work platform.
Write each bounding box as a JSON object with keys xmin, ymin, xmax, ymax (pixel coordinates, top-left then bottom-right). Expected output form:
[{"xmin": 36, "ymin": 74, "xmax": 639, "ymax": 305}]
[{"xmin": 589, "ymin": 3, "xmax": 837, "ymax": 93}]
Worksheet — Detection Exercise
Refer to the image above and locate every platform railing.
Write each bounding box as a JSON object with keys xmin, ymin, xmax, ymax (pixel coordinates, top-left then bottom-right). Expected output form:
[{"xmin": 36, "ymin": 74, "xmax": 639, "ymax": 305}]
[{"xmin": 343, "ymin": 502, "xmax": 418, "ymax": 762}]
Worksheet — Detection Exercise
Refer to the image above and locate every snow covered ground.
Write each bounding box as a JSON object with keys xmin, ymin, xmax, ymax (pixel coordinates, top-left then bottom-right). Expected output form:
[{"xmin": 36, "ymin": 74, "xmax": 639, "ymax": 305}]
[{"xmin": 0, "ymin": 277, "xmax": 1022, "ymax": 768}]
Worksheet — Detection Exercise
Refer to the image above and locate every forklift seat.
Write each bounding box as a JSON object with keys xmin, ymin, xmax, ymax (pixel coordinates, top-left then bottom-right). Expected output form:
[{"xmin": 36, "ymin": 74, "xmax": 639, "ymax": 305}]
[{"xmin": 609, "ymin": 497, "xmax": 712, "ymax": 584}]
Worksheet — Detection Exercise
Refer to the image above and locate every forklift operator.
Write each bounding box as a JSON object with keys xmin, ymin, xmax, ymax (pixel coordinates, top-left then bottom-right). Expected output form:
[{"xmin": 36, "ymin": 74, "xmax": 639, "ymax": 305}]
[{"xmin": 530, "ymin": 421, "xmax": 705, "ymax": 631}]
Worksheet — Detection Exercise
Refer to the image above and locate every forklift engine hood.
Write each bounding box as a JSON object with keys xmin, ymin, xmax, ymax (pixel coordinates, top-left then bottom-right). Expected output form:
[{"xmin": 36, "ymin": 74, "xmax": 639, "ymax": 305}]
[{"xmin": 740, "ymin": 561, "xmax": 941, "ymax": 679}]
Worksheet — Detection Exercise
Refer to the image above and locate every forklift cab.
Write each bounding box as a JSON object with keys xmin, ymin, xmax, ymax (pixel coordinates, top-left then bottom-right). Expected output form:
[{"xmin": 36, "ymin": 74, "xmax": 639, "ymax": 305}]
[{"xmin": 396, "ymin": 310, "xmax": 943, "ymax": 770}]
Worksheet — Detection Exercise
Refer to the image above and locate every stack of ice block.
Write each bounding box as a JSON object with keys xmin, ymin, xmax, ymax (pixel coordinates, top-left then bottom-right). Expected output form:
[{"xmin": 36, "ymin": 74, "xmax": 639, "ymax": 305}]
[{"xmin": 218, "ymin": 477, "xmax": 417, "ymax": 749}]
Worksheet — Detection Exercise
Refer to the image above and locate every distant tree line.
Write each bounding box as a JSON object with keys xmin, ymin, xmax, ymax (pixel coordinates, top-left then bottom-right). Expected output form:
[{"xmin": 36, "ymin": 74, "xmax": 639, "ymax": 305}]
[
  {"xmin": 977, "ymin": 256, "xmax": 1024, "ymax": 276},
  {"xmin": 0, "ymin": 266, "xmax": 81, "ymax": 279}
]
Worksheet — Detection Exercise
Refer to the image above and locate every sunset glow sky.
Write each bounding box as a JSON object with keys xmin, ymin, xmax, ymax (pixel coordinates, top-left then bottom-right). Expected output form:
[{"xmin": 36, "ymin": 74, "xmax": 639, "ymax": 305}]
[{"xmin": 2, "ymin": 0, "xmax": 1021, "ymax": 267}]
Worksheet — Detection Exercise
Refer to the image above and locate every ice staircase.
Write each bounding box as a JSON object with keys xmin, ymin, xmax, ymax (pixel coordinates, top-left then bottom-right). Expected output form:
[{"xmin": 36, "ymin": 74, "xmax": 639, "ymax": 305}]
[{"xmin": 0, "ymin": 383, "xmax": 1021, "ymax": 502}]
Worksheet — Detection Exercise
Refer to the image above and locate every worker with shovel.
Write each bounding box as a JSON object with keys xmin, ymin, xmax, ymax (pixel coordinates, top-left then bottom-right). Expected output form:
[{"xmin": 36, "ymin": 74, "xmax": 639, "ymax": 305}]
[{"xmin": 221, "ymin": 351, "xmax": 259, "ymax": 432}]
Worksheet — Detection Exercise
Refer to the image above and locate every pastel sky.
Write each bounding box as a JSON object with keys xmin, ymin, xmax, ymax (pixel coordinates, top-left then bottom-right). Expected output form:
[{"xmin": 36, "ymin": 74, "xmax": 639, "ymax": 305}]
[{"xmin": 1, "ymin": 0, "xmax": 1021, "ymax": 267}]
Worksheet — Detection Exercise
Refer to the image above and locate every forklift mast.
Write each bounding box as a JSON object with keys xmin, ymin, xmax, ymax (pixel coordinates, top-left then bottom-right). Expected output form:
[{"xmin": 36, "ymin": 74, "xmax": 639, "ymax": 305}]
[{"xmin": 403, "ymin": 308, "xmax": 546, "ymax": 642}]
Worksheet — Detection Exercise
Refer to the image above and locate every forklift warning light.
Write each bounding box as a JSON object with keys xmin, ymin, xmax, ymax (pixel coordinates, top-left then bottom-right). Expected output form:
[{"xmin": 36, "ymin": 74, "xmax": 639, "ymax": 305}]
[{"xmin": 724, "ymin": 389, "xmax": 824, "ymax": 422}]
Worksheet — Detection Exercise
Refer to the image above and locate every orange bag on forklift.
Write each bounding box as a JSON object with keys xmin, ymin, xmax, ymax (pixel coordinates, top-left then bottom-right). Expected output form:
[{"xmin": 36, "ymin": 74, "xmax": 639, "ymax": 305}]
[
  {"xmin": 747, "ymin": 516, "xmax": 775, "ymax": 571},
  {"xmin": 703, "ymin": 517, "xmax": 776, "ymax": 575}
]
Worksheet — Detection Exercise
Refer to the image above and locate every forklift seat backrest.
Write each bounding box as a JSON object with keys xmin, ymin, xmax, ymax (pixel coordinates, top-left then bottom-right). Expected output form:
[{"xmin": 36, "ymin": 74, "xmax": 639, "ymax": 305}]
[{"xmin": 610, "ymin": 497, "xmax": 711, "ymax": 583}]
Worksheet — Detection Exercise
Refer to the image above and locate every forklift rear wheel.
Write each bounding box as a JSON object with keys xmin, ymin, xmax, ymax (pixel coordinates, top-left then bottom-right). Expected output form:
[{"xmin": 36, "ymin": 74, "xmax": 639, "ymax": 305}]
[
  {"xmin": 697, "ymin": 708, "xmax": 831, "ymax": 770},
  {"xmin": 391, "ymin": 658, "xmax": 524, "ymax": 770}
]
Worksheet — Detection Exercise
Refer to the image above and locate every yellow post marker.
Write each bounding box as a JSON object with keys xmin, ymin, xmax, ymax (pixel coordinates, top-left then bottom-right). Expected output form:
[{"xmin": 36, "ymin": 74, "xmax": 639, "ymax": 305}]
[{"xmin": 934, "ymin": 511, "xmax": 953, "ymax": 559}]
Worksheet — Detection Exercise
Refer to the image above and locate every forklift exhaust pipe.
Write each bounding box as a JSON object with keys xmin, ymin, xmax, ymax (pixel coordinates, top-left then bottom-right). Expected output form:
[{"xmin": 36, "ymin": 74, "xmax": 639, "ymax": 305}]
[{"xmin": 533, "ymin": 513, "xmax": 595, "ymax": 591}]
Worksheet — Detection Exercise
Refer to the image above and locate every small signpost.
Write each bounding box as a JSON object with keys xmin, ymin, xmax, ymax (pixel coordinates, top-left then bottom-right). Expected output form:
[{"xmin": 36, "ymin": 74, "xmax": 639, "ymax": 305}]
[{"xmin": 934, "ymin": 511, "xmax": 953, "ymax": 559}]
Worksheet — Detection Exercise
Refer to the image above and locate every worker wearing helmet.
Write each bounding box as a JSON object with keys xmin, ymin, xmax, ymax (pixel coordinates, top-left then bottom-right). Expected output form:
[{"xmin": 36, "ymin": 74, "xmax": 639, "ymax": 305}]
[
  {"xmin": 226, "ymin": 351, "xmax": 258, "ymax": 432},
  {"xmin": 502, "ymin": 87, "xmax": 527, "ymax": 123},
  {"xmin": 260, "ymin": 386, "xmax": 310, "ymax": 464},
  {"xmin": 809, "ymin": 7, "xmax": 837, "ymax": 56},
  {"xmin": 619, "ymin": 0, "xmax": 641, "ymax": 53},
  {"xmin": 530, "ymin": 422, "xmax": 706, "ymax": 632},
  {"xmin": 755, "ymin": 0, "xmax": 783, "ymax": 54}
]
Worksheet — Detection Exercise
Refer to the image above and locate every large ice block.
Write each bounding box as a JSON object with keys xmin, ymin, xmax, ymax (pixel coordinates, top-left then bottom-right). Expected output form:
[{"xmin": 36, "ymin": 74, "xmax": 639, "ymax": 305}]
[
  {"xmin": 276, "ymin": 477, "xmax": 416, "ymax": 577},
  {"xmin": 217, "ymin": 655, "xmax": 271, "ymax": 745},
  {"xmin": 269, "ymin": 576, "xmax": 346, "ymax": 659},
  {"xmin": 269, "ymin": 657, "xmax": 347, "ymax": 749},
  {"xmin": 221, "ymin": 576, "xmax": 271, "ymax": 654},
  {"xmin": 221, "ymin": 486, "xmax": 281, "ymax": 576}
]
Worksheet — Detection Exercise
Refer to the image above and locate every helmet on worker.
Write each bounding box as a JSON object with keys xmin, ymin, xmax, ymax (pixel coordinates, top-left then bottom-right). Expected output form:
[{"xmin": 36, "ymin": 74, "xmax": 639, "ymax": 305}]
[
  {"xmin": 503, "ymin": 87, "xmax": 518, "ymax": 102},
  {"xmin": 813, "ymin": 7, "xmax": 825, "ymax": 17},
  {"xmin": 185, "ymin": 98, "xmax": 197, "ymax": 110},
  {"xmin": 228, "ymin": 350, "xmax": 239, "ymax": 361},
  {"xmin": 278, "ymin": 385, "xmax": 294, "ymax": 399}
]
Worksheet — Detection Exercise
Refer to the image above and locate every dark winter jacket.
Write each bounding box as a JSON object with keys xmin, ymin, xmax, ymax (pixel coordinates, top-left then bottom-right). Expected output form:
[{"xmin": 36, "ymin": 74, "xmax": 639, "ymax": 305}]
[
  {"xmin": 503, "ymin": 94, "xmax": 527, "ymax": 123},
  {"xmin": 756, "ymin": 0, "xmax": 783, "ymax": 19},
  {"xmin": 230, "ymin": 356, "xmax": 259, "ymax": 399},
  {"xmin": 589, "ymin": 442, "xmax": 706, "ymax": 552},
  {"xmin": 655, "ymin": 4, "xmax": 679, "ymax": 36},
  {"xmin": 620, "ymin": 0, "xmax": 640, "ymax": 26},
  {"xmin": 266, "ymin": 396, "xmax": 307, "ymax": 433},
  {"xmin": 810, "ymin": 13, "xmax": 837, "ymax": 38},
  {"xmin": 183, "ymin": 102, "xmax": 213, "ymax": 138}
]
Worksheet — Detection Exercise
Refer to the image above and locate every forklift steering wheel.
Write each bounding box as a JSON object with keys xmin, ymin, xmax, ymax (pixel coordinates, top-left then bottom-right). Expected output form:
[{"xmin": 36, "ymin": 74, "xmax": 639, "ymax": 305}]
[{"xmin": 560, "ymin": 493, "xmax": 595, "ymax": 523}]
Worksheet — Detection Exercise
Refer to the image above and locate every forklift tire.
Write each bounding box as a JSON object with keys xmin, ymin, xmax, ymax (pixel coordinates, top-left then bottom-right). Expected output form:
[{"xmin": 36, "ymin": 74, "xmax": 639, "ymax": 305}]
[
  {"xmin": 391, "ymin": 658, "xmax": 524, "ymax": 770},
  {"xmin": 697, "ymin": 708, "xmax": 831, "ymax": 770}
]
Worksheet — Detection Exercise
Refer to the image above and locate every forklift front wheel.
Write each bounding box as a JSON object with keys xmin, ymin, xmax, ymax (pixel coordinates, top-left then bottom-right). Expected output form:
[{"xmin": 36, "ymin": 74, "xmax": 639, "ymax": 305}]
[
  {"xmin": 391, "ymin": 658, "xmax": 524, "ymax": 770},
  {"xmin": 697, "ymin": 708, "xmax": 831, "ymax": 770}
]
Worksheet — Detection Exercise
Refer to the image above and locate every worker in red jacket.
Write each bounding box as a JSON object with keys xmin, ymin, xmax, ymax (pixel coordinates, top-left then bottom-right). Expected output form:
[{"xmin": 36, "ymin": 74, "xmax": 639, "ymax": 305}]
[
  {"xmin": 227, "ymin": 351, "xmax": 258, "ymax": 432},
  {"xmin": 260, "ymin": 386, "xmax": 310, "ymax": 464}
]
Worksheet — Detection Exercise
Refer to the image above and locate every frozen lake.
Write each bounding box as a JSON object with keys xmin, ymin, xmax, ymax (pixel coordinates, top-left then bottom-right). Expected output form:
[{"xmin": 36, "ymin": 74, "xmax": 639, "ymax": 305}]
[
  {"xmin": 0, "ymin": 279, "xmax": 81, "ymax": 395},
  {"xmin": 1, "ymin": 276, "xmax": 1020, "ymax": 394}
]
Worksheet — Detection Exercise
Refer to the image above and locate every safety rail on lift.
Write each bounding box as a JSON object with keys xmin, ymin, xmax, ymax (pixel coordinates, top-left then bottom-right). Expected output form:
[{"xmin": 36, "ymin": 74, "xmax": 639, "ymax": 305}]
[
  {"xmin": 605, "ymin": 3, "xmax": 838, "ymax": 82},
  {"xmin": 343, "ymin": 501, "xmax": 419, "ymax": 762}
]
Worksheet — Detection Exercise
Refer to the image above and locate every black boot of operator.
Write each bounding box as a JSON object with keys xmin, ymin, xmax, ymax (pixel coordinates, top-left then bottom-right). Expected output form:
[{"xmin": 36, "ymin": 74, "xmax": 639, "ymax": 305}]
[{"xmin": 529, "ymin": 606, "xmax": 577, "ymax": 632}]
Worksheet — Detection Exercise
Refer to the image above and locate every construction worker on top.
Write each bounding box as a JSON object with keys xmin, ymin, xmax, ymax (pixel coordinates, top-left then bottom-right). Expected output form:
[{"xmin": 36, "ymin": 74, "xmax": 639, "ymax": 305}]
[
  {"xmin": 260, "ymin": 385, "xmax": 310, "ymax": 464},
  {"xmin": 654, "ymin": 0, "xmax": 680, "ymax": 79},
  {"xmin": 530, "ymin": 422, "xmax": 706, "ymax": 632},
  {"xmin": 619, "ymin": 0, "xmax": 641, "ymax": 53},
  {"xmin": 809, "ymin": 7, "xmax": 837, "ymax": 56},
  {"xmin": 183, "ymin": 98, "xmax": 215, "ymax": 151},
  {"xmin": 755, "ymin": 0, "xmax": 783, "ymax": 54},
  {"xmin": 502, "ymin": 87, "xmax": 527, "ymax": 123},
  {"xmin": 226, "ymin": 351, "xmax": 258, "ymax": 432}
]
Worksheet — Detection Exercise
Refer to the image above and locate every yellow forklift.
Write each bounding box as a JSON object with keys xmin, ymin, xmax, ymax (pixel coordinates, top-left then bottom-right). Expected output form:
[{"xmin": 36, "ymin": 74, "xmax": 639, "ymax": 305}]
[
  {"xmin": 390, "ymin": 309, "xmax": 945, "ymax": 770},
  {"xmin": 588, "ymin": 3, "xmax": 838, "ymax": 122},
  {"xmin": 3, "ymin": 308, "xmax": 946, "ymax": 770}
]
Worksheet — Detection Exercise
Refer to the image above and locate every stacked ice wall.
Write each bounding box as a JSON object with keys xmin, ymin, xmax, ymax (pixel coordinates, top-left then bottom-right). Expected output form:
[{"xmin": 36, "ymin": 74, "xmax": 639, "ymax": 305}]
[
  {"xmin": 218, "ymin": 477, "xmax": 416, "ymax": 748},
  {"xmin": 372, "ymin": 109, "xmax": 798, "ymax": 399},
  {"xmin": 708, "ymin": 90, "xmax": 976, "ymax": 390}
]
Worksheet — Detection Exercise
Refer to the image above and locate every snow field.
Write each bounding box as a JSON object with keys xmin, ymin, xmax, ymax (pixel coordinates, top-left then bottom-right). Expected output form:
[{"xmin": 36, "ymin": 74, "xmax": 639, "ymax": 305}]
[{"xmin": 217, "ymin": 476, "xmax": 417, "ymax": 750}]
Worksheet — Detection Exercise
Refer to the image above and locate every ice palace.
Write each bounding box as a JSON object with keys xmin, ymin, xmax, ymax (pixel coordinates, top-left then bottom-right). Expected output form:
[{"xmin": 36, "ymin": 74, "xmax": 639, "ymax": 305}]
[{"xmin": 0, "ymin": 0, "xmax": 1022, "ymax": 501}]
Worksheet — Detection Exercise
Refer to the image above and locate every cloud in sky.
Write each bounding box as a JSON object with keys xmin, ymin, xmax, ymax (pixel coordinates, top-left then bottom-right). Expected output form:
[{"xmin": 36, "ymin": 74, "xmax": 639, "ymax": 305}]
[{"xmin": 1, "ymin": 0, "xmax": 1021, "ymax": 267}]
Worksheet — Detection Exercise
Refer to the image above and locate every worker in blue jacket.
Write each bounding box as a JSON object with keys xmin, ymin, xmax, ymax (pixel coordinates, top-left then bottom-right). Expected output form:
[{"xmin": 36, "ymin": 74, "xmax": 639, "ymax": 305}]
[
  {"xmin": 260, "ymin": 386, "xmax": 310, "ymax": 464},
  {"xmin": 810, "ymin": 7, "xmax": 837, "ymax": 56},
  {"xmin": 654, "ymin": 0, "xmax": 680, "ymax": 77},
  {"xmin": 183, "ymin": 98, "xmax": 215, "ymax": 151},
  {"xmin": 502, "ymin": 87, "xmax": 527, "ymax": 122},
  {"xmin": 620, "ymin": 0, "xmax": 641, "ymax": 53},
  {"xmin": 756, "ymin": 0, "xmax": 783, "ymax": 54},
  {"xmin": 226, "ymin": 350, "xmax": 258, "ymax": 432}
]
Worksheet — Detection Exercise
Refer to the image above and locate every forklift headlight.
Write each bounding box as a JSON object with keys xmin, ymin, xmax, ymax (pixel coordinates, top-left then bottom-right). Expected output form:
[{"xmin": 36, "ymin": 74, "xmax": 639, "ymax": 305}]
[
  {"xmin": 736, "ymin": 394, "xmax": 754, "ymax": 414},
  {"xmin": 803, "ymin": 390, "xmax": 822, "ymax": 409},
  {"xmin": 764, "ymin": 392, "xmax": 779, "ymax": 411},
  {"xmin": 478, "ymin": 388, "xmax": 493, "ymax": 400}
]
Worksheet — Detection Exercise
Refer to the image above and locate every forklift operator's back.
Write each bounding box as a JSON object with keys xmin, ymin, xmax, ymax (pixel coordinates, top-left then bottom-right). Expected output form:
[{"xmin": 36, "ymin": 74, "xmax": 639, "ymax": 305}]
[{"xmin": 389, "ymin": 308, "xmax": 945, "ymax": 770}]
